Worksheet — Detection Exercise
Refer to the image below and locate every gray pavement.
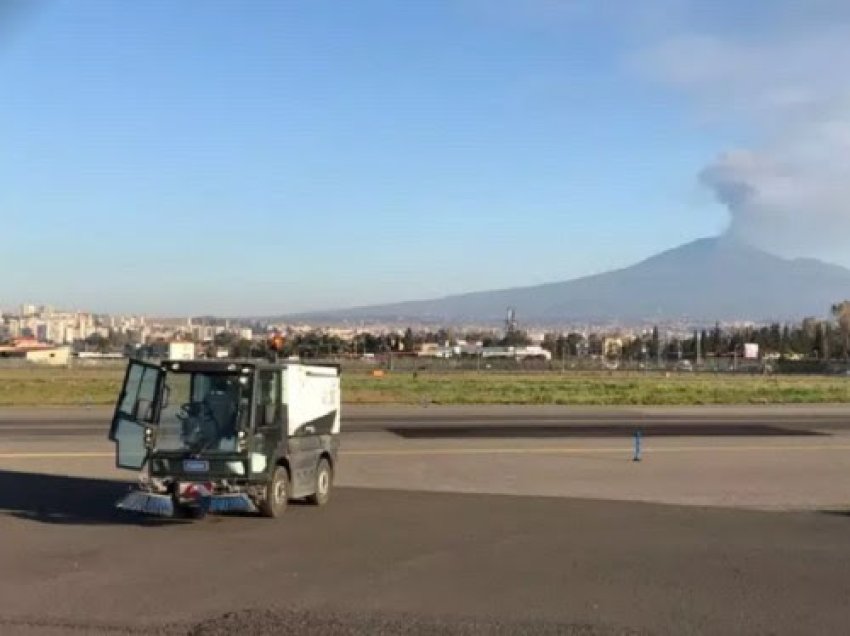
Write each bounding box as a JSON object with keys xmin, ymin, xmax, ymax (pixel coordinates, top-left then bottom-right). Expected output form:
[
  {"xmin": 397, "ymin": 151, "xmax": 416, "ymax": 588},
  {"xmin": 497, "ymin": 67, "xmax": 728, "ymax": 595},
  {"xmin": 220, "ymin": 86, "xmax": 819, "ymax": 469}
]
[
  {"xmin": 1, "ymin": 405, "xmax": 850, "ymax": 634},
  {"xmin": 3, "ymin": 403, "xmax": 850, "ymax": 437},
  {"xmin": 1, "ymin": 483, "xmax": 849, "ymax": 635},
  {"xmin": 2, "ymin": 405, "xmax": 850, "ymax": 510}
]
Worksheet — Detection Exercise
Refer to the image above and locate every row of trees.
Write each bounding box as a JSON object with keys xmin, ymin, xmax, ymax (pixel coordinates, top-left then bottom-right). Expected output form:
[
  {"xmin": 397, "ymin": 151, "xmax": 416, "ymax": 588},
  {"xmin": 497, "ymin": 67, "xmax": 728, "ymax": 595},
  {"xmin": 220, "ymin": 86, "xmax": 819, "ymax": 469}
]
[
  {"xmin": 205, "ymin": 322, "xmax": 848, "ymax": 362},
  {"xmin": 538, "ymin": 307, "xmax": 850, "ymax": 362}
]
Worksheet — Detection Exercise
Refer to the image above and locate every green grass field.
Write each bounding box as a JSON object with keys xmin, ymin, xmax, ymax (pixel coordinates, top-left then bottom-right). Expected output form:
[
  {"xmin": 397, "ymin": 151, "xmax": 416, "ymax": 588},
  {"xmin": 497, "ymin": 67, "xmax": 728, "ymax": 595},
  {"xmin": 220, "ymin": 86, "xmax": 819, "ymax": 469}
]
[
  {"xmin": 344, "ymin": 371, "xmax": 850, "ymax": 405},
  {"xmin": 0, "ymin": 366, "xmax": 124, "ymax": 407},
  {"xmin": 1, "ymin": 366, "xmax": 849, "ymax": 407}
]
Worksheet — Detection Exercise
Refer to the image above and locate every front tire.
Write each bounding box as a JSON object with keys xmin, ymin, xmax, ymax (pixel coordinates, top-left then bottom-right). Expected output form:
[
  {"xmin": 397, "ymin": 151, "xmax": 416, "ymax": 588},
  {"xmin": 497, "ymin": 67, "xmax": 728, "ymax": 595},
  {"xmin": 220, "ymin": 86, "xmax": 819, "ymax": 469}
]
[
  {"xmin": 306, "ymin": 458, "xmax": 332, "ymax": 506},
  {"xmin": 259, "ymin": 466, "xmax": 289, "ymax": 518}
]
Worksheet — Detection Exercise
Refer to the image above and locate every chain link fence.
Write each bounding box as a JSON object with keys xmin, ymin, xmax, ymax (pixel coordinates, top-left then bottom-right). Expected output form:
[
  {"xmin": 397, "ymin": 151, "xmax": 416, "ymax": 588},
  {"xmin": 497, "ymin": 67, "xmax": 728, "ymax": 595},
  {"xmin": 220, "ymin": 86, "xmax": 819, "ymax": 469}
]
[
  {"xmin": 1, "ymin": 353, "xmax": 847, "ymax": 376},
  {"xmin": 298, "ymin": 353, "xmax": 850, "ymax": 376}
]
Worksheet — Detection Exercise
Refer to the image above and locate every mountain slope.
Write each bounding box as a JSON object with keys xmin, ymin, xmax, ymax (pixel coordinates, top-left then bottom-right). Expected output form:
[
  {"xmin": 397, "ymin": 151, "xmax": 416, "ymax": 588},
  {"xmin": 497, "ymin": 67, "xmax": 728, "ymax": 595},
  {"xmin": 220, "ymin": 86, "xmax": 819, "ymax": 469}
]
[{"xmin": 292, "ymin": 238, "xmax": 850, "ymax": 323}]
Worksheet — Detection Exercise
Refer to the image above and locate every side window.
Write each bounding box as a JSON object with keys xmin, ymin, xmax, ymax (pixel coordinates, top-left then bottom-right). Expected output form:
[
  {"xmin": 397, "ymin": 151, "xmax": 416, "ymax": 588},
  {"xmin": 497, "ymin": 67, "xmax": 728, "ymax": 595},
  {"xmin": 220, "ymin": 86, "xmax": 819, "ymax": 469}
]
[
  {"xmin": 119, "ymin": 364, "xmax": 144, "ymax": 414},
  {"xmin": 156, "ymin": 373, "xmax": 191, "ymax": 450},
  {"xmin": 118, "ymin": 363, "xmax": 159, "ymax": 423},
  {"xmin": 138, "ymin": 367, "xmax": 158, "ymax": 418},
  {"xmin": 256, "ymin": 370, "xmax": 280, "ymax": 428}
]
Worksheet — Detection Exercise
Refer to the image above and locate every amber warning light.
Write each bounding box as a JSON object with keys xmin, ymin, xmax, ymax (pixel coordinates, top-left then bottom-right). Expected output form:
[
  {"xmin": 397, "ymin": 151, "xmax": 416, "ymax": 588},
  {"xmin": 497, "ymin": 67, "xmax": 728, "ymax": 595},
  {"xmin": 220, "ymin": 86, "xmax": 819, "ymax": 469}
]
[{"xmin": 269, "ymin": 333, "xmax": 285, "ymax": 352}]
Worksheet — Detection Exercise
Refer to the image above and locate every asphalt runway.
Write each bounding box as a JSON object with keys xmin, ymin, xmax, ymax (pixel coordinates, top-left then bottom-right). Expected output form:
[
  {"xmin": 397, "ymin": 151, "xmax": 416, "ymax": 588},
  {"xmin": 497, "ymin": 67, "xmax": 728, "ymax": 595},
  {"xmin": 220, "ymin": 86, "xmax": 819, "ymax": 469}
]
[
  {"xmin": 1, "ymin": 405, "xmax": 850, "ymax": 634},
  {"xmin": 3, "ymin": 403, "xmax": 850, "ymax": 438}
]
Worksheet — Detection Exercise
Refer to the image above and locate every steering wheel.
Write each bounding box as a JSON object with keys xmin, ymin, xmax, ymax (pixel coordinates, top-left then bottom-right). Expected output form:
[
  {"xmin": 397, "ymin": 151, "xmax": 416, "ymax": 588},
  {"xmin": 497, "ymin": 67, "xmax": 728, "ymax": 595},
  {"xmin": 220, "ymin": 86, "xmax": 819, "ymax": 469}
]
[
  {"xmin": 176, "ymin": 402, "xmax": 194, "ymax": 422},
  {"xmin": 177, "ymin": 401, "xmax": 213, "ymax": 422}
]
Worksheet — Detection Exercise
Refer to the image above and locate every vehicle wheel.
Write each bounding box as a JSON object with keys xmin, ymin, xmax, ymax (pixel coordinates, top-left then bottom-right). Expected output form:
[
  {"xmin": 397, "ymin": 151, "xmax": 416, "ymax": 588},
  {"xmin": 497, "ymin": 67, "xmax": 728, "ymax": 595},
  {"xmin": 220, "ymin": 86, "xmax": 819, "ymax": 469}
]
[
  {"xmin": 259, "ymin": 466, "xmax": 289, "ymax": 518},
  {"xmin": 170, "ymin": 493, "xmax": 203, "ymax": 521},
  {"xmin": 175, "ymin": 504, "xmax": 206, "ymax": 520},
  {"xmin": 306, "ymin": 457, "xmax": 332, "ymax": 506}
]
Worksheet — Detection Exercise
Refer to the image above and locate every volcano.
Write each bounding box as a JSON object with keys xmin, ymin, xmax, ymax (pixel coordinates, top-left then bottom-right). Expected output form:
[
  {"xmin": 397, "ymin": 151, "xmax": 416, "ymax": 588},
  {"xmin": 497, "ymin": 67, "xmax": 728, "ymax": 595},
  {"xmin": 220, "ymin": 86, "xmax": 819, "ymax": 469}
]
[{"xmin": 290, "ymin": 238, "xmax": 850, "ymax": 323}]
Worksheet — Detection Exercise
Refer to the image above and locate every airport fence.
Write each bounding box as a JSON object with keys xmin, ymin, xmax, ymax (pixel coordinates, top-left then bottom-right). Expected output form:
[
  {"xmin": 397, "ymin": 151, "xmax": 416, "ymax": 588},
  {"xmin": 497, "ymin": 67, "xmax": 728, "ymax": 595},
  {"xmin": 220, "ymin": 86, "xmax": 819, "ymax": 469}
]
[
  {"xmin": 302, "ymin": 353, "xmax": 850, "ymax": 376},
  {"xmin": 0, "ymin": 354, "xmax": 847, "ymax": 377}
]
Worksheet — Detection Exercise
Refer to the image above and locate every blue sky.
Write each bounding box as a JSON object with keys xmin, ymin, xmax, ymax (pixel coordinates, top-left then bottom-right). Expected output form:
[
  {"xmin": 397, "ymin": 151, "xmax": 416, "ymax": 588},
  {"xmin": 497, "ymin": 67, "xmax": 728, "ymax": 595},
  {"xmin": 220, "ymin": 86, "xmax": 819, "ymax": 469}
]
[{"xmin": 4, "ymin": 1, "xmax": 843, "ymax": 315}]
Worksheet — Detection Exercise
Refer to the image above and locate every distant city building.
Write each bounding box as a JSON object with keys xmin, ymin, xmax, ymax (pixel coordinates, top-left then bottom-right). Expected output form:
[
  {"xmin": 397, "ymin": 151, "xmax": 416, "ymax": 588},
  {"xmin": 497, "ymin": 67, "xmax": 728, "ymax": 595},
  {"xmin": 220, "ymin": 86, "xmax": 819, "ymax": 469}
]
[
  {"xmin": 0, "ymin": 339, "xmax": 71, "ymax": 365},
  {"xmin": 417, "ymin": 342, "xmax": 552, "ymax": 361},
  {"xmin": 603, "ymin": 337, "xmax": 625, "ymax": 358},
  {"xmin": 169, "ymin": 341, "xmax": 196, "ymax": 360}
]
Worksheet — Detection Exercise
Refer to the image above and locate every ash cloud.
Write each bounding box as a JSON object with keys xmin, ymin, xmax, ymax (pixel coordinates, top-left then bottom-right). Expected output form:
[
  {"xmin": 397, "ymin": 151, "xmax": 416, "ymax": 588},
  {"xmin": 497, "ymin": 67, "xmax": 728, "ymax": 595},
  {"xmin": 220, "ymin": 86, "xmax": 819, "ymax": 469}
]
[
  {"xmin": 700, "ymin": 136, "xmax": 850, "ymax": 251},
  {"xmin": 638, "ymin": 4, "xmax": 850, "ymax": 256}
]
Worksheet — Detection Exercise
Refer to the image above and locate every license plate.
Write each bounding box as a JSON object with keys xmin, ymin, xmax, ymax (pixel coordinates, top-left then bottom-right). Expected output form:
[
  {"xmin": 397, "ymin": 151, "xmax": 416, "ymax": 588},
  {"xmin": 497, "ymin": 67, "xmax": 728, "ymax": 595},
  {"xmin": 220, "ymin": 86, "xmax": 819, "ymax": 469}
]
[{"xmin": 183, "ymin": 459, "xmax": 209, "ymax": 473}]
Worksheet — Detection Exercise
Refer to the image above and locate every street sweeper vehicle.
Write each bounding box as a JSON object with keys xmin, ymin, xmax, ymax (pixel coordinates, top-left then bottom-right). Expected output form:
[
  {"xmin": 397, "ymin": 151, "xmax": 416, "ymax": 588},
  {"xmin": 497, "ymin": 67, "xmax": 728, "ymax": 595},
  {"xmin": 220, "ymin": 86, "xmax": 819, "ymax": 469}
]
[{"xmin": 107, "ymin": 358, "xmax": 340, "ymax": 518}]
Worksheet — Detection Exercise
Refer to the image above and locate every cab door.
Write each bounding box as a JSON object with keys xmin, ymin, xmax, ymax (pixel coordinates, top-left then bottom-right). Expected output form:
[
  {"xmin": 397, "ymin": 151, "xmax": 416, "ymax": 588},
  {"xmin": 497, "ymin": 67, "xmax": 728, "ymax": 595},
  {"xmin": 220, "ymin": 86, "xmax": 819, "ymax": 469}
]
[
  {"xmin": 108, "ymin": 360, "xmax": 164, "ymax": 470},
  {"xmin": 251, "ymin": 369, "xmax": 282, "ymax": 478}
]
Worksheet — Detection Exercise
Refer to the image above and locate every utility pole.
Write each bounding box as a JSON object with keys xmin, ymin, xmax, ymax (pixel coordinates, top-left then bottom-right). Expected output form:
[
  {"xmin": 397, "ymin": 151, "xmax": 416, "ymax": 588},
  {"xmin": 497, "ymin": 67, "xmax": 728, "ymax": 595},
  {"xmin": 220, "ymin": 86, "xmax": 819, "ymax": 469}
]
[
  {"xmin": 696, "ymin": 331, "xmax": 702, "ymax": 366},
  {"xmin": 505, "ymin": 307, "xmax": 517, "ymax": 334},
  {"xmin": 560, "ymin": 336, "xmax": 566, "ymax": 373},
  {"xmin": 823, "ymin": 323, "xmax": 831, "ymax": 361},
  {"xmin": 657, "ymin": 333, "xmax": 663, "ymax": 369}
]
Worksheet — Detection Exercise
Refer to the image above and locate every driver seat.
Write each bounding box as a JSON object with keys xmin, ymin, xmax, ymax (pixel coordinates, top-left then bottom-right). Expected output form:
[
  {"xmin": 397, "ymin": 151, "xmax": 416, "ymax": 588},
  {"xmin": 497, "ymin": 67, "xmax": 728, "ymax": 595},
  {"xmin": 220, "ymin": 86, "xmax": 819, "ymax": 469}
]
[{"xmin": 204, "ymin": 391, "xmax": 237, "ymax": 443}]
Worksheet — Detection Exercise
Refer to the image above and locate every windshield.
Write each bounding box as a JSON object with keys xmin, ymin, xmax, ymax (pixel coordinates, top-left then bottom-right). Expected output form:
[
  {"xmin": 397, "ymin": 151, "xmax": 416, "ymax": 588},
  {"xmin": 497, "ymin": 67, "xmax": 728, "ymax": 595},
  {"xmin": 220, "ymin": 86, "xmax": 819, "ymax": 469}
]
[{"xmin": 156, "ymin": 371, "xmax": 252, "ymax": 454}]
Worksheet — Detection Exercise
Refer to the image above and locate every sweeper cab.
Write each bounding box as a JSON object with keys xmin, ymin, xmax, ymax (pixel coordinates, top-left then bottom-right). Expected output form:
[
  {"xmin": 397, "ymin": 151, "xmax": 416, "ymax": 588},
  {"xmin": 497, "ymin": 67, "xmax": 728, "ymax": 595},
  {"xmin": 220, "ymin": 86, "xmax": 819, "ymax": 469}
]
[{"xmin": 107, "ymin": 358, "xmax": 340, "ymax": 518}]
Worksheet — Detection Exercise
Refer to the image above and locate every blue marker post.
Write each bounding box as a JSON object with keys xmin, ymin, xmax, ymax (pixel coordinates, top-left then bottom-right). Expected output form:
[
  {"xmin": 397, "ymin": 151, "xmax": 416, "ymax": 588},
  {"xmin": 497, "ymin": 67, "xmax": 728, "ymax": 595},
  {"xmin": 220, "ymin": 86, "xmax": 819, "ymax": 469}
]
[{"xmin": 633, "ymin": 429, "xmax": 642, "ymax": 462}]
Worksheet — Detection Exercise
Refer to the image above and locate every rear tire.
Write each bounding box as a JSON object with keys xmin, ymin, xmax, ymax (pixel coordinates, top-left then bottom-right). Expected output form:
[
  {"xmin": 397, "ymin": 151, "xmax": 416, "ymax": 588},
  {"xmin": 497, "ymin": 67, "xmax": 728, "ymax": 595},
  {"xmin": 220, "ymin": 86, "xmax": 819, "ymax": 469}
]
[
  {"xmin": 306, "ymin": 458, "xmax": 332, "ymax": 506},
  {"xmin": 259, "ymin": 466, "xmax": 289, "ymax": 518}
]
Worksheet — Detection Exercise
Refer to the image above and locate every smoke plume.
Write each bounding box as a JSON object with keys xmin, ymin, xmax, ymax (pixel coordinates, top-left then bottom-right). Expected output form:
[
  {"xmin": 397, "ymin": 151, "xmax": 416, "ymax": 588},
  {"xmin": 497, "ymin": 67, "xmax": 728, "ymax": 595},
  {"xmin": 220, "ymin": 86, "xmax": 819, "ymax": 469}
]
[{"xmin": 640, "ymin": 5, "xmax": 850, "ymax": 256}]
